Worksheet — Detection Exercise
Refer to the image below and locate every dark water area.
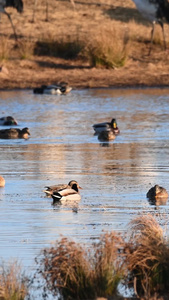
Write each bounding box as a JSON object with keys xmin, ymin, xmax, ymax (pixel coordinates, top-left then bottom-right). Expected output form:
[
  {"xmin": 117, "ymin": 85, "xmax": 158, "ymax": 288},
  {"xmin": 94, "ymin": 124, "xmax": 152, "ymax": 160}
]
[{"xmin": 0, "ymin": 87, "xmax": 169, "ymax": 279}]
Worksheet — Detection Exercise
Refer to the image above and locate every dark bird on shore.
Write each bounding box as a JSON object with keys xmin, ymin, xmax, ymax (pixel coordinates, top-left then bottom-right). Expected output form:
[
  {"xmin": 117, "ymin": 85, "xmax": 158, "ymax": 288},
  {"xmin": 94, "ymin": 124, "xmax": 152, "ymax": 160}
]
[
  {"xmin": 0, "ymin": 127, "xmax": 30, "ymax": 139},
  {"xmin": 0, "ymin": 0, "xmax": 23, "ymax": 41},
  {"xmin": 0, "ymin": 116, "xmax": 17, "ymax": 125},
  {"xmin": 131, "ymin": 0, "xmax": 169, "ymax": 54},
  {"xmin": 93, "ymin": 118, "xmax": 120, "ymax": 136}
]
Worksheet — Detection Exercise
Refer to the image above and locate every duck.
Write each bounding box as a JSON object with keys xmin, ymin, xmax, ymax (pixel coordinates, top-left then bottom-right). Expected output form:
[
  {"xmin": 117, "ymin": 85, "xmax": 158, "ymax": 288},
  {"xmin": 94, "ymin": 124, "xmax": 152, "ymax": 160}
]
[
  {"xmin": 33, "ymin": 82, "xmax": 72, "ymax": 95},
  {"xmin": 0, "ymin": 176, "xmax": 5, "ymax": 187},
  {"xmin": 98, "ymin": 130, "xmax": 116, "ymax": 142},
  {"xmin": 93, "ymin": 118, "xmax": 120, "ymax": 135},
  {"xmin": 44, "ymin": 180, "xmax": 82, "ymax": 204},
  {"xmin": 0, "ymin": 116, "xmax": 17, "ymax": 126},
  {"xmin": 147, "ymin": 185, "xmax": 168, "ymax": 201},
  {"xmin": 0, "ymin": 127, "xmax": 30, "ymax": 139}
]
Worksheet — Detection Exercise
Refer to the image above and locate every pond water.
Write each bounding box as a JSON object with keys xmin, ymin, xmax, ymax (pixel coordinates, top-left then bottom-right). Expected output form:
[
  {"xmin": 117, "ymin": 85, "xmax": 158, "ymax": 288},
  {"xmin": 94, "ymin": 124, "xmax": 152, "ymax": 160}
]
[{"xmin": 0, "ymin": 87, "xmax": 169, "ymax": 292}]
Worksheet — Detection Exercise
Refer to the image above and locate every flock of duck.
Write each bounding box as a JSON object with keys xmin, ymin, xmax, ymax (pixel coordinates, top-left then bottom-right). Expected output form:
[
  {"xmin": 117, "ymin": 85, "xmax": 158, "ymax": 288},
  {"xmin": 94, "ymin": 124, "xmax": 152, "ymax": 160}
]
[{"xmin": 0, "ymin": 85, "xmax": 168, "ymax": 205}]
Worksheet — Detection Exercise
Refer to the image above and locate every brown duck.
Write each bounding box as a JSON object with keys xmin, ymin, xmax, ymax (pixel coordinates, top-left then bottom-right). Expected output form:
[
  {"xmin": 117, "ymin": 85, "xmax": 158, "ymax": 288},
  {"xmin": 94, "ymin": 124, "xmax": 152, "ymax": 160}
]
[
  {"xmin": 0, "ymin": 127, "xmax": 30, "ymax": 139},
  {"xmin": 147, "ymin": 184, "xmax": 168, "ymax": 201}
]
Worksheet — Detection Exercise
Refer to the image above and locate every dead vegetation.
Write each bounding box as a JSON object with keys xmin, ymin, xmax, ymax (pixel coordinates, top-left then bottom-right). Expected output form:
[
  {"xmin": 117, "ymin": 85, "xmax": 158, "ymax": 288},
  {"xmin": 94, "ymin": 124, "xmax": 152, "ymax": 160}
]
[
  {"xmin": 34, "ymin": 215, "xmax": 169, "ymax": 300},
  {"xmin": 0, "ymin": 0, "xmax": 169, "ymax": 88},
  {"xmin": 124, "ymin": 215, "xmax": 169, "ymax": 299},
  {"xmin": 35, "ymin": 232, "xmax": 124, "ymax": 299},
  {"xmin": 1, "ymin": 216, "xmax": 169, "ymax": 299},
  {"xmin": 0, "ymin": 261, "xmax": 28, "ymax": 300}
]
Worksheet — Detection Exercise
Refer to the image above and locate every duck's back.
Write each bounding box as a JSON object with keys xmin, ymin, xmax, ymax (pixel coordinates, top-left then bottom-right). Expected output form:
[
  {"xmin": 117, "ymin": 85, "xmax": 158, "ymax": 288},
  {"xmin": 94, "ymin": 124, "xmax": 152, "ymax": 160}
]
[
  {"xmin": 44, "ymin": 183, "xmax": 70, "ymax": 195},
  {"xmin": 0, "ymin": 128, "xmax": 19, "ymax": 139}
]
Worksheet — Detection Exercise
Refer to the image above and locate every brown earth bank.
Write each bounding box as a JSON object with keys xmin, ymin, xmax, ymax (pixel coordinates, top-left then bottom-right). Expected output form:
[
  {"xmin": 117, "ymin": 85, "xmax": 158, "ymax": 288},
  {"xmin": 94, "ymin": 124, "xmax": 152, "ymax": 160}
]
[{"xmin": 1, "ymin": 0, "xmax": 169, "ymax": 90}]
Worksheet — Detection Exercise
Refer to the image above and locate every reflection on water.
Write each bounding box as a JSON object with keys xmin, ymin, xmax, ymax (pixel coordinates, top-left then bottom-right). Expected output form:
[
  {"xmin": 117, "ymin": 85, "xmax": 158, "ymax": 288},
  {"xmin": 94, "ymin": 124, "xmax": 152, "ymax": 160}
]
[{"xmin": 0, "ymin": 87, "xmax": 169, "ymax": 277}]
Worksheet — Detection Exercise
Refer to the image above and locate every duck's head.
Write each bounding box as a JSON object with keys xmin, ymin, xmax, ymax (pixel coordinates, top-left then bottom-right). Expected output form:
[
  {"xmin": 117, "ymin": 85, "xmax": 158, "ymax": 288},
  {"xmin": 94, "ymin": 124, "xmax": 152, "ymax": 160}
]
[
  {"xmin": 68, "ymin": 180, "xmax": 82, "ymax": 192},
  {"xmin": 6, "ymin": 116, "xmax": 18, "ymax": 125},
  {"xmin": 21, "ymin": 127, "xmax": 30, "ymax": 139},
  {"xmin": 110, "ymin": 118, "xmax": 117, "ymax": 129},
  {"xmin": 154, "ymin": 185, "xmax": 161, "ymax": 193}
]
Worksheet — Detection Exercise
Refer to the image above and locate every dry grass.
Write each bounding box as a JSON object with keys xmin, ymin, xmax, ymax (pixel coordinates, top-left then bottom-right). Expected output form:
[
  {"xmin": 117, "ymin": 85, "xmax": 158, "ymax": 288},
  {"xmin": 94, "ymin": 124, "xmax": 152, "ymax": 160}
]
[
  {"xmin": 124, "ymin": 215, "xmax": 169, "ymax": 299},
  {"xmin": 0, "ymin": 261, "xmax": 28, "ymax": 300},
  {"xmin": 0, "ymin": 36, "xmax": 12, "ymax": 61},
  {"xmin": 33, "ymin": 26, "xmax": 129, "ymax": 67},
  {"xmin": 1, "ymin": 216, "xmax": 169, "ymax": 300},
  {"xmin": 0, "ymin": 0, "xmax": 169, "ymax": 88},
  {"xmin": 36, "ymin": 232, "xmax": 125, "ymax": 299},
  {"xmin": 86, "ymin": 26, "xmax": 129, "ymax": 68},
  {"xmin": 18, "ymin": 38, "xmax": 35, "ymax": 60}
]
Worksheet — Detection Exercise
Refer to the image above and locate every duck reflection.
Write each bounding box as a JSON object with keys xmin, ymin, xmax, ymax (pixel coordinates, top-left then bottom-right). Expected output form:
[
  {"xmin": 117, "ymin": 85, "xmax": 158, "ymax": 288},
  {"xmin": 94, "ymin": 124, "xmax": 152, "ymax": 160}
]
[
  {"xmin": 147, "ymin": 184, "xmax": 168, "ymax": 206},
  {"xmin": 98, "ymin": 130, "xmax": 116, "ymax": 142}
]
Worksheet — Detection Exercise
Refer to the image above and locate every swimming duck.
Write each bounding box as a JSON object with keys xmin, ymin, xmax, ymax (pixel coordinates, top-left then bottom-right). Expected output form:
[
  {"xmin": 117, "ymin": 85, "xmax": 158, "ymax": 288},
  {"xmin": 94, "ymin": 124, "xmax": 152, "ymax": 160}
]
[
  {"xmin": 0, "ymin": 176, "xmax": 5, "ymax": 187},
  {"xmin": 44, "ymin": 180, "xmax": 82, "ymax": 204},
  {"xmin": 98, "ymin": 130, "xmax": 116, "ymax": 142},
  {"xmin": 33, "ymin": 82, "xmax": 72, "ymax": 95},
  {"xmin": 147, "ymin": 185, "xmax": 168, "ymax": 200},
  {"xmin": 44, "ymin": 180, "xmax": 81, "ymax": 195},
  {"xmin": 0, "ymin": 116, "xmax": 17, "ymax": 126},
  {"xmin": 0, "ymin": 127, "xmax": 30, "ymax": 139},
  {"xmin": 93, "ymin": 118, "xmax": 120, "ymax": 135}
]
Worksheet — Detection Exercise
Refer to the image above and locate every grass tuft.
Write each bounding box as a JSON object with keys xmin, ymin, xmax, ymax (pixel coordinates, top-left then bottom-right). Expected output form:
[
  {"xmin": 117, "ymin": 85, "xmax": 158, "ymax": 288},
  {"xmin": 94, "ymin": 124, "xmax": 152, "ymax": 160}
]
[
  {"xmin": 124, "ymin": 215, "xmax": 169, "ymax": 298},
  {"xmin": 86, "ymin": 27, "xmax": 130, "ymax": 68},
  {"xmin": 0, "ymin": 36, "xmax": 12, "ymax": 61},
  {"xmin": 18, "ymin": 38, "xmax": 35, "ymax": 59},
  {"xmin": 36, "ymin": 232, "xmax": 124, "ymax": 299},
  {"xmin": 0, "ymin": 261, "xmax": 28, "ymax": 300}
]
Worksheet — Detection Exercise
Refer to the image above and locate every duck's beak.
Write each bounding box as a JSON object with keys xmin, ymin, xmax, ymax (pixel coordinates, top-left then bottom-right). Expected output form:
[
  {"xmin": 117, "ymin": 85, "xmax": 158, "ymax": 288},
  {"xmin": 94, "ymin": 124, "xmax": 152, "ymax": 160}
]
[
  {"xmin": 79, "ymin": 186, "xmax": 82, "ymax": 189},
  {"xmin": 14, "ymin": 121, "xmax": 18, "ymax": 125}
]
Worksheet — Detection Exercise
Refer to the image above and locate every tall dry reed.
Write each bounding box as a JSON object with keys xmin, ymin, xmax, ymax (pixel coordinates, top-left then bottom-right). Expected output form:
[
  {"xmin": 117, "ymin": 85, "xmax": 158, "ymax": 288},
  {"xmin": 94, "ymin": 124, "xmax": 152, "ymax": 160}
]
[
  {"xmin": 0, "ymin": 261, "xmax": 28, "ymax": 300},
  {"xmin": 124, "ymin": 215, "xmax": 169, "ymax": 298},
  {"xmin": 36, "ymin": 232, "xmax": 125, "ymax": 299},
  {"xmin": 86, "ymin": 26, "xmax": 130, "ymax": 68}
]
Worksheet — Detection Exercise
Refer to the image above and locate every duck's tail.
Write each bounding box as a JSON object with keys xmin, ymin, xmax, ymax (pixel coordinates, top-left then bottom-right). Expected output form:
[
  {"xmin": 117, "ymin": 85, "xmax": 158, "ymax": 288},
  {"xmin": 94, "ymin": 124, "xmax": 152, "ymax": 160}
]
[{"xmin": 51, "ymin": 192, "xmax": 62, "ymax": 203}]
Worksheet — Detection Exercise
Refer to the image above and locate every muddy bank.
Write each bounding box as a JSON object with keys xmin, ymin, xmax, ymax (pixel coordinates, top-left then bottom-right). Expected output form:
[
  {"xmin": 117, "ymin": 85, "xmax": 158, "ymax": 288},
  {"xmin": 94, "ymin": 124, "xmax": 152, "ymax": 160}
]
[{"xmin": 1, "ymin": 53, "xmax": 169, "ymax": 90}]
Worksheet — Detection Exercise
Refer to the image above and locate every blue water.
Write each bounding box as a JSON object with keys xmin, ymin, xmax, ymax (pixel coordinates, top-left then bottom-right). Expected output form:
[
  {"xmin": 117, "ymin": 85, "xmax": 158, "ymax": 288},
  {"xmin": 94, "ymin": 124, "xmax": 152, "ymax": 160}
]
[{"xmin": 0, "ymin": 87, "xmax": 169, "ymax": 292}]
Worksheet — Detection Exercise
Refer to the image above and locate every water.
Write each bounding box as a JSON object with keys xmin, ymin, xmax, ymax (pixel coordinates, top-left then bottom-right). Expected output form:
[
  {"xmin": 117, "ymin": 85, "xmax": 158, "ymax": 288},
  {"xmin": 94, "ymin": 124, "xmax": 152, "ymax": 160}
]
[{"xmin": 0, "ymin": 87, "xmax": 169, "ymax": 282}]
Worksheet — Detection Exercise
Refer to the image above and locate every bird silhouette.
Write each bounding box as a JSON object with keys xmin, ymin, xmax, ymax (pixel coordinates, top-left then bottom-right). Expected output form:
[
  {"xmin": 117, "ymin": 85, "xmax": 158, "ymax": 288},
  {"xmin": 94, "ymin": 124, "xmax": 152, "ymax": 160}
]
[
  {"xmin": 132, "ymin": 0, "xmax": 169, "ymax": 54},
  {"xmin": 0, "ymin": 0, "xmax": 23, "ymax": 41}
]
